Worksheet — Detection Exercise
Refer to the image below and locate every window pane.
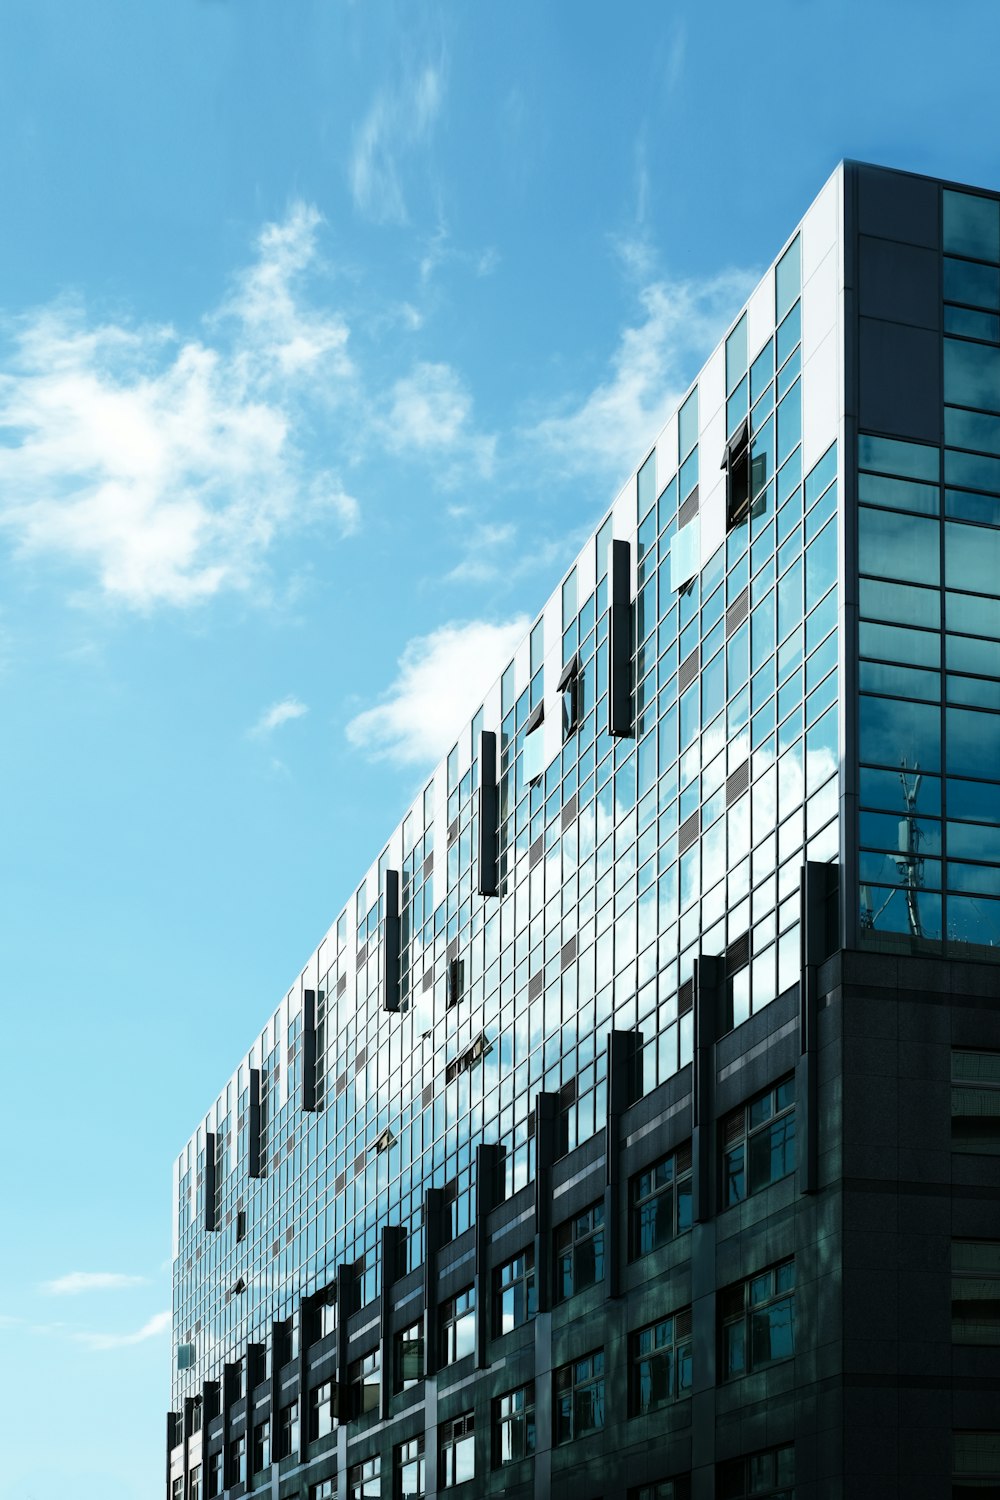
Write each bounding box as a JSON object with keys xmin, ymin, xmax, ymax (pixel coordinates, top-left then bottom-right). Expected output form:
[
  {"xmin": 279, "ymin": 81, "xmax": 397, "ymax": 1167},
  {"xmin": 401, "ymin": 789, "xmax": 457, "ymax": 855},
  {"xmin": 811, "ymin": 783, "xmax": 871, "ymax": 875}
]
[{"xmin": 944, "ymin": 189, "xmax": 1000, "ymax": 262}]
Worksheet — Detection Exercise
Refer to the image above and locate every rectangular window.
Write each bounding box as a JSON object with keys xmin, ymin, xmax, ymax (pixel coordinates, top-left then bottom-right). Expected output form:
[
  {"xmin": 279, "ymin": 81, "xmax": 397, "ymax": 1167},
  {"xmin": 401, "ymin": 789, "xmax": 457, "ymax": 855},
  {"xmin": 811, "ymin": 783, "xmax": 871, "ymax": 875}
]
[
  {"xmin": 394, "ymin": 1320, "xmax": 424, "ymax": 1392},
  {"xmin": 172, "ymin": 1479, "xmax": 183, "ymax": 1500},
  {"xmin": 349, "ymin": 1347, "xmax": 380, "ymax": 1416},
  {"xmin": 439, "ymin": 1412, "xmax": 475, "ymax": 1488},
  {"xmin": 348, "ymin": 1456, "xmax": 381, "ymax": 1500},
  {"xmin": 494, "ymin": 1248, "xmax": 536, "ymax": 1335},
  {"xmin": 953, "ymin": 1432, "xmax": 1000, "ymax": 1496},
  {"xmin": 523, "ymin": 707, "xmax": 545, "ymax": 784},
  {"xmin": 952, "ymin": 1241, "xmax": 1000, "ymax": 1344},
  {"xmin": 279, "ymin": 1400, "xmax": 299, "ymax": 1459},
  {"xmin": 554, "ymin": 1349, "xmax": 605, "ymax": 1444},
  {"xmin": 721, "ymin": 1261, "xmax": 796, "ymax": 1378},
  {"xmin": 953, "ymin": 1049, "xmax": 1000, "ymax": 1154},
  {"xmin": 206, "ymin": 1452, "xmax": 223, "ymax": 1498},
  {"xmin": 309, "ymin": 1482, "xmax": 335, "ymax": 1500},
  {"xmin": 492, "ymin": 1383, "xmax": 536, "ymax": 1467},
  {"xmin": 628, "ymin": 1482, "xmax": 691, "ymax": 1500},
  {"xmin": 440, "ymin": 1286, "xmax": 476, "ymax": 1366},
  {"xmin": 189, "ymin": 1467, "xmax": 201, "ymax": 1500},
  {"xmin": 723, "ymin": 1077, "xmax": 796, "ymax": 1205},
  {"xmin": 717, "ymin": 1445, "xmax": 795, "ymax": 1498},
  {"xmin": 273, "ymin": 1317, "xmax": 296, "ymax": 1369},
  {"xmin": 629, "ymin": 1309, "xmax": 693, "ymax": 1415},
  {"xmin": 630, "ymin": 1142, "xmax": 693, "ymax": 1258},
  {"xmin": 309, "ymin": 1381, "xmax": 334, "ymax": 1443},
  {"xmin": 251, "ymin": 1419, "xmax": 270, "ymax": 1474},
  {"xmin": 554, "ymin": 1201, "xmax": 605, "ymax": 1302},
  {"xmin": 228, "ymin": 1435, "xmax": 246, "ymax": 1488},
  {"xmin": 396, "ymin": 1435, "xmax": 425, "ymax": 1499}
]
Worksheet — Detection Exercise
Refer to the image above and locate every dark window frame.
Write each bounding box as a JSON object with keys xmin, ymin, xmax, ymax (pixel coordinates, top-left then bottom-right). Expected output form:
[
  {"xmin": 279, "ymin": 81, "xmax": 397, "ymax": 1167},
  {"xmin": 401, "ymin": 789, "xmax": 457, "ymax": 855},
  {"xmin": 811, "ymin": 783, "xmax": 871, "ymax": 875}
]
[
  {"xmin": 722, "ymin": 1077, "xmax": 796, "ymax": 1206},
  {"xmin": 440, "ymin": 1285, "xmax": 475, "ymax": 1366},
  {"xmin": 393, "ymin": 1319, "xmax": 424, "ymax": 1393},
  {"xmin": 629, "ymin": 1308, "xmax": 693, "ymax": 1416},
  {"xmin": 629, "ymin": 1142, "xmax": 693, "ymax": 1259},
  {"xmin": 554, "ymin": 1349, "xmax": 605, "ymax": 1445},
  {"xmin": 439, "ymin": 1411, "xmax": 475, "ymax": 1489},
  {"xmin": 494, "ymin": 1247, "xmax": 537, "ymax": 1336},
  {"xmin": 721, "ymin": 1261, "xmax": 796, "ymax": 1380},
  {"xmin": 492, "ymin": 1382, "xmax": 536, "ymax": 1468},
  {"xmin": 554, "ymin": 1200, "xmax": 605, "ymax": 1302}
]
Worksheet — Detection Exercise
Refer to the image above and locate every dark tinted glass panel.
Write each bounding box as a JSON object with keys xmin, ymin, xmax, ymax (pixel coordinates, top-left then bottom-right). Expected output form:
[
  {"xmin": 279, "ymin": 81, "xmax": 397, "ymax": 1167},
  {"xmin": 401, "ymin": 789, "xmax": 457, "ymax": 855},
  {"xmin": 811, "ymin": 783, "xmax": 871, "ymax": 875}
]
[
  {"xmin": 944, "ymin": 189, "xmax": 1000, "ymax": 262},
  {"xmin": 945, "ymin": 338, "xmax": 1000, "ymax": 413},
  {"xmin": 860, "ymin": 695, "xmax": 941, "ymax": 771},
  {"xmin": 945, "ymin": 257, "xmax": 1000, "ymax": 309}
]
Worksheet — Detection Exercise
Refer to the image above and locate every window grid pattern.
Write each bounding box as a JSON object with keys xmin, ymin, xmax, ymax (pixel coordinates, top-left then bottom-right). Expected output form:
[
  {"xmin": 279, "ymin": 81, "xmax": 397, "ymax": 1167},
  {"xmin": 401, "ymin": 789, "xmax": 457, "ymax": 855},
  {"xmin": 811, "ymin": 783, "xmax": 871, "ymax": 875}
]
[{"xmin": 170, "ymin": 225, "xmax": 839, "ymax": 1400}]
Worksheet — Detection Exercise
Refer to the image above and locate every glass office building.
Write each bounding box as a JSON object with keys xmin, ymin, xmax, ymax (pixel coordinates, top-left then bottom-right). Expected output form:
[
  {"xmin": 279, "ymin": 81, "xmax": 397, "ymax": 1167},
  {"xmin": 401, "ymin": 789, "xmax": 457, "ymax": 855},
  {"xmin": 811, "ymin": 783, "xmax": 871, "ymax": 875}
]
[{"xmin": 167, "ymin": 163, "xmax": 1000, "ymax": 1500}]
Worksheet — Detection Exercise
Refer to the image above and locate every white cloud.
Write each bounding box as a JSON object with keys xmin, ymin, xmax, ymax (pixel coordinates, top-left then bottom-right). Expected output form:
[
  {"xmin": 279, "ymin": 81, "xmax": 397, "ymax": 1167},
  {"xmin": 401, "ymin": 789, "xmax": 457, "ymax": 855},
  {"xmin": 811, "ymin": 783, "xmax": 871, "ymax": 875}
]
[
  {"xmin": 76, "ymin": 1308, "xmax": 170, "ymax": 1351},
  {"xmin": 249, "ymin": 697, "xmax": 309, "ymax": 737},
  {"xmin": 350, "ymin": 66, "xmax": 443, "ymax": 225},
  {"xmin": 0, "ymin": 202, "xmax": 359, "ymax": 609},
  {"xmin": 529, "ymin": 267, "xmax": 757, "ymax": 484},
  {"xmin": 384, "ymin": 361, "xmax": 495, "ymax": 478},
  {"xmin": 346, "ymin": 616, "xmax": 529, "ymax": 766},
  {"xmin": 42, "ymin": 1271, "xmax": 148, "ymax": 1296},
  {"xmin": 445, "ymin": 521, "xmax": 516, "ymax": 583}
]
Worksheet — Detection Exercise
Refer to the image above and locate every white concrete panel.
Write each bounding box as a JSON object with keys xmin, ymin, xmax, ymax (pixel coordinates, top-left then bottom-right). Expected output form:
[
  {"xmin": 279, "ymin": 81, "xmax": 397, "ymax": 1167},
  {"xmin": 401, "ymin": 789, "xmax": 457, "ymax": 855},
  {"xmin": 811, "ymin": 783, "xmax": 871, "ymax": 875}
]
[
  {"xmin": 699, "ymin": 343, "xmax": 726, "ymax": 435},
  {"xmin": 802, "ymin": 165, "xmax": 842, "ymax": 287},
  {"xmin": 699, "ymin": 471, "xmax": 727, "ymax": 571},
  {"xmin": 747, "ymin": 271, "xmax": 775, "ymax": 365},
  {"xmin": 802, "ymin": 325, "xmax": 840, "ymax": 476},
  {"xmin": 657, "ymin": 411, "xmax": 678, "ymax": 479},
  {"xmin": 574, "ymin": 531, "xmax": 596, "ymax": 604},
  {"xmin": 613, "ymin": 477, "xmax": 636, "ymax": 539},
  {"xmin": 481, "ymin": 676, "xmax": 502, "ymax": 734},
  {"xmin": 701, "ymin": 395, "xmax": 726, "ymax": 490},
  {"xmin": 802, "ymin": 244, "xmax": 839, "ymax": 364}
]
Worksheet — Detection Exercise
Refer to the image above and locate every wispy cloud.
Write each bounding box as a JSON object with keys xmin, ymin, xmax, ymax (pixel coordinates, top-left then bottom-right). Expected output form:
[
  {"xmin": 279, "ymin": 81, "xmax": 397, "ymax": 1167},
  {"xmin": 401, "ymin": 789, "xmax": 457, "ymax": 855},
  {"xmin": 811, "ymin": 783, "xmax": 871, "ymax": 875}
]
[
  {"xmin": 445, "ymin": 521, "xmax": 517, "ymax": 583},
  {"xmin": 249, "ymin": 696, "xmax": 309, "ymax": 737},
  {"xmin": 76, "ymin": 1308, "xmax": 170, "ymax": 1351},
  {"xmin": 346, "ymin": 616, "xmax": 528, "ymax": 766},
  {"xmin": 528, "ymin": 266, "xmax": 756, "ymax": 484},
  {"xmin": 383, "ymin": 361, "xmax": 495, "ymax": 480},
  {"xmin": 350, "ymin": 65, "xmax": 443, "ymax": 225},
  {"xmin": 42, "ymin": 1271, "xmax": 148, "ymax": 1296},
  {"xmin": 0, "ymin": 202, "xmax": 359, "ymax": 610}
]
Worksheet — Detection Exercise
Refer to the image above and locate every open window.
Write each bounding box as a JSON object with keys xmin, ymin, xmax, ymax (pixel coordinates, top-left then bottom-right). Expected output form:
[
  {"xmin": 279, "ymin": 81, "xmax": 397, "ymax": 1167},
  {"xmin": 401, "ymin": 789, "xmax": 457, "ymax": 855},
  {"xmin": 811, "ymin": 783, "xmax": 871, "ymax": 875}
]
[
  {"xmin": 523, "ymin": 703, "xmax": 545, "ymax": 784},
  {"xmin": 723, "ymin": 417, "xmax": 750, "ymax": 528},
  {"xmin": 558, "ymin": 653, "xmax": 581, "ymax": 740},
  {"xmin": 723, "ymin": 416, "xmax": 769, "ymax": 531}
]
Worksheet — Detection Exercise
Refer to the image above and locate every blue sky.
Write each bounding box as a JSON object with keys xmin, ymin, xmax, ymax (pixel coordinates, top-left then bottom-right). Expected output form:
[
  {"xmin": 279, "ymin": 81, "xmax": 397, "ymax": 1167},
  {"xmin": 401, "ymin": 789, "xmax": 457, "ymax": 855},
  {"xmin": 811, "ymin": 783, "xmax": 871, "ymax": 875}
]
[{"xmin": 2, "ymin": 2, "xmax": 1000, "ymax": 1494}]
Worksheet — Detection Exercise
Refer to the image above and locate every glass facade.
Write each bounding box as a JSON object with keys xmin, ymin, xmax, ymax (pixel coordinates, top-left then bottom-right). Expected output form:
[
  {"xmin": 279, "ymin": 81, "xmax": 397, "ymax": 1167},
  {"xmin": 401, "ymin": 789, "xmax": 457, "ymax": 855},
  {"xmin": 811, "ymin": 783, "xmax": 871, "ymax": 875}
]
[
  {"xmin": 169, "ymin": 161, "xmax": 1000, "ymax": 1500},
  {"xmin": 856, "ymin": 186, "xmax": 1000, "ymax": 956},
  {"xmin": 171, "ymin": 187, "xmax": 842, "ymax": 1396}
]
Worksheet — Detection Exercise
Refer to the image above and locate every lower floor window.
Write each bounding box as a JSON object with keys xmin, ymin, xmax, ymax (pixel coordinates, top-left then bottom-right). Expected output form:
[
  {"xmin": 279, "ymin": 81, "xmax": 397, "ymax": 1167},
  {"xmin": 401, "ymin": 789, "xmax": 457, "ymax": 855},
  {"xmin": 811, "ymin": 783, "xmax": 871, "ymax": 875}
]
[
  {"xmin": 717, "ymin": 1445, "xmax": 795, "ymax": 1499},
  {"xmin": 309, "ymin": 1482, "xmax": 336, "ymax": 1500},
  {"xmin": 721, "ymin": 1261, "xmax": 796, "ymax": 1377},
  {"xmin": 252, "ymin": 1418, "xmax": 270, "ymax": 1474},
  {"xmin": 630, "ymin": 1309, "xmax": 693, "ymax": 1415},
  {"xmin": 206, "ymin": 1451, "xmax": 223, "ymax": 1498},
  {"xmin": 628, "ymin": 1481, "xmax": 691, "ymax": 1500},
  {"xmin": 396, "ymin": 1435, "xmax": 425, "ymax": 1499},
  {"xmin": 228, "ymin": 1435, "xmax": 246, "ymax": 1488},
  {"xmin": 953, "ymin": 1431, "xmax": 1000, "ymax": 1495},
  {"xmin": 439, "ymin": 1411, "xmax": 475, "ymax": 1488},
  {"xmin": 555, "ymin": 1349, "xmax": 605, "ymax": 1444},
  {"xmin": 348, "ymin": 1456, "xmax": 381, "ymax": 1500},
  {"xmin": 493, "ymin": 1384, "xmax": 535, "ymax": 1466}
]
